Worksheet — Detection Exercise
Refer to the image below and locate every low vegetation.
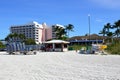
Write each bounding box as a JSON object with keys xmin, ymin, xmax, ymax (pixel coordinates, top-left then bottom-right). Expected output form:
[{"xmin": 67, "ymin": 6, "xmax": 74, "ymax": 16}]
[
  {"xmin": 106, "ymin": 39, "xmax": 120, "ymax": 55},
  {"xmin": 0, "ymin": 41, "xmax": 5, "ymax": 48},
  {"xmin": 68, "ymin": 45, "xmax": 82, "ymax": 51},
  {"xmin": 24, "ymin": 38, "xmax": 36, "ymax": 45},
  {"xmin": 68, "ymin": 45, "xmax": 91, "ymax": 51},
  {"xmin": 0, "ymin": 41, "xmax": 6, "ymax": 51}
]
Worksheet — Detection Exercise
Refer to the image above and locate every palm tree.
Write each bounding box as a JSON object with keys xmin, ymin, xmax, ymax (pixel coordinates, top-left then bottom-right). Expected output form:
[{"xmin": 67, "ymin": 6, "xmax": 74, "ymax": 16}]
[
  {"xmin": 52, "ymin": 25, "xmax": 66, "ymax": 40},
  {"xmin": 24, "ymin": 38, "xmax": 36, "ymax": 45},
  {"xmin": 19, "ymin": 34, "xmax": 26, "ymax": 41},
  {"xmin": 113, "ymin": 20, "xmax": 120, "ymax": 38},
  {"xmin": 99, "ymin": 27, "xmax": 106, "ymax": 37},
  {"xmin": 56, "ymin": 27, "xmax": 66, "ymax": 39},
  {"xmin": 65, "ymin": 24, "xmax": 74, "ymax": 37},
  {"xmin": 105, "ymin": 23, "xmax": 111, "ymax": 35},
  {"xmin": 99, "ymin": 23, "xmax": 112, "ymax": 43},
  {"xmin": 5, "ymin": 33, "xmax": 26, "ymax": 42},
  {"xmin": 13, "ymin": 33, "xmax": 19, "ymax": 41},
  {"xmin": 107, "ymin": 32, "xmax": 114, "ymax": 43},
  {"xmin": 114, "ymin": 29, "xmax": 120, "ymax": 38},
  {"xmin": 5, "ymin": 33, "xmax": 14, "ymax": 41}
]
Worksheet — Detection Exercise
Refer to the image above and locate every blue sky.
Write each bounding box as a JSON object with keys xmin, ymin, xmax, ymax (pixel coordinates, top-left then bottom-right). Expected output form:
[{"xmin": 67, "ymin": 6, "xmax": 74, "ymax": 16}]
[{"xmin": 0, "ymin": 0, "xmax": 120, "ymax": 39}]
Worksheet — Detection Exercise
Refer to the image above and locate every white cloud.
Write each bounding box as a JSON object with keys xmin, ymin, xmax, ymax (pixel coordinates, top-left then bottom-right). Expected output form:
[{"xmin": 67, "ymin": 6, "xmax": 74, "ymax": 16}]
[
  {"xmin": 89, "ymin": 0, "xmax": 120, "ymax": 9},
  {"xmin": 96, "ymin": 19, "xmax": 103, "ymax": 22}
]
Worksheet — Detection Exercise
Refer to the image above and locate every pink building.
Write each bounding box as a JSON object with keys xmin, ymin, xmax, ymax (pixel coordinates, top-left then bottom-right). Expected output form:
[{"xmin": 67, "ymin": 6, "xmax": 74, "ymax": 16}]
[
  {"xmin": 42, "ymin": 23, "xmax": 52, "ymax": 42},
  {"xmin": 42, "ymin": 23, "xmax": 65, "ymax": 42}
]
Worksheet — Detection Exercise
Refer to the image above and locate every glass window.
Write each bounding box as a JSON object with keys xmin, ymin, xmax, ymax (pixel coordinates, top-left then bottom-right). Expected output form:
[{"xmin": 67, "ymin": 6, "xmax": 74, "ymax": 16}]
[{"xmin": 55, "ymin": 44, "xmax": 61, "ymax": 48}]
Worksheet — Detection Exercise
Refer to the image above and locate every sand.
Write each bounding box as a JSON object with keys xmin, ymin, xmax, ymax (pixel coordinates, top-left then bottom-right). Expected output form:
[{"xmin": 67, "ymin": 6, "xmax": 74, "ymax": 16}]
[{"xmin": 0, "ymin": 51, "xmax": 120, "ymax": 80}]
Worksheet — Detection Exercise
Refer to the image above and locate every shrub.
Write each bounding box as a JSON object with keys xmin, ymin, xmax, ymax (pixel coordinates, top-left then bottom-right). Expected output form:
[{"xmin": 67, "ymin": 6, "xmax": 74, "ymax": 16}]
[
  {"xmin": 68, "ymin": 45, "xmax": 87, "ymax": 51},
  {"xmin": 0, "ymin": 41, "xmax": 5, "ymax": 48},
  {"xmin": 106, "ymin": 40, "xmax": 120, "ymax": 55}
]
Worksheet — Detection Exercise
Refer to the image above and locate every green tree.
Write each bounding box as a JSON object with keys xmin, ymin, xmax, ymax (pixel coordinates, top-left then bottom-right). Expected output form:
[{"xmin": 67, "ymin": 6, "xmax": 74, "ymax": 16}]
[
  {"xmin": 114, "ymin": 29, "xmax": 120, "ymax": 37},
  {"xmin": 24, "ymin": 38, "xmax": 36, "ymax": 45},
  {"xmin": 53, "ymin": 24, "xmax": 74, "ymax": 40},
  {"xmin": 65, "ymin": 24, "xmax": 74, "ymax": 37},
  {"xmin": 52, "ymin": 25, "xmax": 66, "ymax": 40},
  {"xmin": 113, "ymin": 20, "xmax": 120, "ymax": 37},
  {"xmin": 107, "ymin": 32, "xmax": 114, "ymax": 43},
  {"xmin": 99, "ymin": 19, "xmax": 120, "ymax": 54},
  {"xmin": 99, "ymin": 27, "xmax": 106, "ymax": 36},
  {"xmin": 5, "ymin": 33, "xmax": 14, "ymax": 41},
  {"xmin": 5, "ymin": 33, "xmax": 26, "ymax": 42},
  {"xmin": 107, "ymin": 32, "xmax": 113, "ymax": 37},
  {"xmin": 105, "ymin": 23, "xmax": 112, "ymax": 35},
  {"xmin": 19, "ymin": 34, "xmax": 26, "ymax": 41},
  {"xmin": 5, "ymin": 33, "xmax": 36, "ymax": 45},
  {"xmin": 57, "ymin": 27, "xmax": 66, "ymax": 39}
]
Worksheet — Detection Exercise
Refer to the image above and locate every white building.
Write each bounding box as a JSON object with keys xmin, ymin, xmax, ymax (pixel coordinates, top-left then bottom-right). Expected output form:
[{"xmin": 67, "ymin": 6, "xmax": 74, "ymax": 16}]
[
  {"xmin": 10, "ymin": 21, "xmax": 44, "ymax": 44},
  {"xmin": 51, "ymin": 24, "xmax": 65, "ymax": 39},
  {"xmin": 10, "ymin": 21, "xmax": 65, "ymax": 44}
]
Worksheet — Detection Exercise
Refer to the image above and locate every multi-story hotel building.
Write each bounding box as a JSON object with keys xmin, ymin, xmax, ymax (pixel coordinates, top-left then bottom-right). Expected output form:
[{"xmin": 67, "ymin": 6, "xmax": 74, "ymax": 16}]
[
  {"xmin": 10, "ymin": 21, "xmax": 64, "ymax": 44},
  {"xmin": 10, "ymin": 21, "xmax": 45, "ymax": 44},
  {"xmin": 51, "ymin": 24, "xmax": 65, "ymax": 39}
]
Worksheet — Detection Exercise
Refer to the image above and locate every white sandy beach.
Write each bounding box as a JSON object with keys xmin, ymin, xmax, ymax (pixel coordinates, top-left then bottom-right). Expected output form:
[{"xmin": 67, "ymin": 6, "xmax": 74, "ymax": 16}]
[{"xmin": 0, "ymin": 51, "xmax": 120, "ymax": 80}]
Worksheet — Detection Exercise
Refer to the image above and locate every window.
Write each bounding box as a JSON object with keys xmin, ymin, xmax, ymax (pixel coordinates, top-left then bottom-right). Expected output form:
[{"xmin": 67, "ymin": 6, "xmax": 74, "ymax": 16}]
[
  {"xmin": 64, "ymin": 44, "xmax": 67, "ymax": 48},
  {"xmin": 55, "ymin": 44, "xmax": 61, "ymax": 48}
]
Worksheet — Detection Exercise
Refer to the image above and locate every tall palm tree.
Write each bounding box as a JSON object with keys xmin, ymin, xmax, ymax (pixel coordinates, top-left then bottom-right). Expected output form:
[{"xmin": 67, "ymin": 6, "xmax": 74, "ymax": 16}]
[
  {"xmin": 52, "ymin": 25, "xmax": 66, "ymax": 39},
  {"xmin": 107, "ymin": 32, "xmax": 114, "ymax": 43},
  {"xmin": 19, "ymin": 34, "xmax": 26, "ymax": 41},
  {"xmin": 13, "ymin": 33, "xmax": 19, "ymax": 41},
  {"xmin": 99, "ymin": 23, "xmax": 112, "ymax": 43},
  {"xmin": 56, "ymin": 27, "xmax": 66, "ymax": 39},
  {"xmin": 5, "ymin": 33, "xmax": 26, "ymax": 42},
  {"xmin": 105, "ymin": 23, "xmax": 111, "ymax": 35},
  {"xmin": 5, "ymin": 33, "xmax": 14, "ymax": 41},
  {"xmin": 65, "ymin": 24, "xmax": 74, "ymax": 37},
  {"xmin": 114, "ymin": 29, "xmax": 120, "ymax": 38},
  {"xmin": 99, "ymin": 27, "xmax": 106, "ymax": 37},
  {"xmin": 113, "ymin": 20, "xmax": 120, "ymax": 38}
]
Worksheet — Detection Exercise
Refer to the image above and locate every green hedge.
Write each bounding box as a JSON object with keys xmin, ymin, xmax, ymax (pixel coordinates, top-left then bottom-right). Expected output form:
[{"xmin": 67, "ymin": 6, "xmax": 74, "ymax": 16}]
[
  {"xmin": 106, "ymin": 40, "xmax": 120, "ymax": 55},
  {"xmin": 0, "ymin": 41, "xmax": 5, "ymax": 49},
  {"xmin": 68, "ymin": 45, "xmax": 91, "ymax": 51}
]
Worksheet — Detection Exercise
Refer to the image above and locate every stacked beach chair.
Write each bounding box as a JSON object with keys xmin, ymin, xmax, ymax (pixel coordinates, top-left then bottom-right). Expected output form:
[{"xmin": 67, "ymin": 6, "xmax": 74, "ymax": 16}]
[{"xmin": 6, "ymin": 42, "xmax": 36, "ymax": 55}]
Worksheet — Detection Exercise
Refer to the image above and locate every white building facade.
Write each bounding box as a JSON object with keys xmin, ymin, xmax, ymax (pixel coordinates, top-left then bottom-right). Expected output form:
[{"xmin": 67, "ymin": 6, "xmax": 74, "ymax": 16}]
[
  {"xmin": 10, "ymin": 21, "xmax": 64, "ymax": 44},
  {"xmin": 10, "ymin": 21, "xmax": 44, "ymax": 44}
]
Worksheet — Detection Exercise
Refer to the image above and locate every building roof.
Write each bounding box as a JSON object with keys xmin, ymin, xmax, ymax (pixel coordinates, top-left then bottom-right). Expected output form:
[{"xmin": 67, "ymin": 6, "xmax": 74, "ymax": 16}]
[
  {"xmin": 69, "ymin": 34, "xmax": 106, "ymax": 41},
  {"xmin": 28, "ymin": 21, "xmax": 43, "ymax": 28},
  {"xmin": 54, "ymin": 24, "xmax": 65, "ymax": 28},
  {"xmin": 11, "ymin": 21, "xmax": 43, "ymax": 29},
  {"xmin": 44, "ymin": 40, "xmax": 69, "ymax": 44},
  {"xmin": 70, "ymin": 40, "xmax": 103, "ymax": 43}
]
